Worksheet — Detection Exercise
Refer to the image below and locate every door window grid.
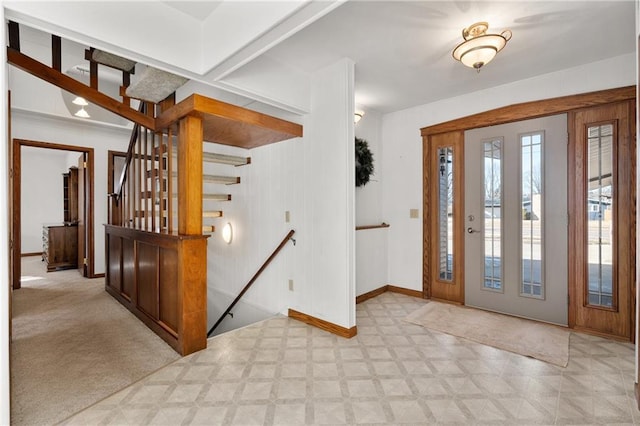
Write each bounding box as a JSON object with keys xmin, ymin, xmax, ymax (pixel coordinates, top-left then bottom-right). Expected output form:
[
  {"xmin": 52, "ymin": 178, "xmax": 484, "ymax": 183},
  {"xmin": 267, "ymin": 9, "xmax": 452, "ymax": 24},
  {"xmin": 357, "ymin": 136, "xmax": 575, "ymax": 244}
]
[
  {"xmin": 438, "ymin": 147, "xmax": 454, "ymax": 281},
  {"xmin": 586, "ymin": 123, "xmax": 614, "ymax": 308},
  {"xmin": 520, "ymin": 132, "xmax": 544, "ymax": 299},
  {"xmin": 483, "ymin": 139, "xmax": 503, "ymax": 291}
]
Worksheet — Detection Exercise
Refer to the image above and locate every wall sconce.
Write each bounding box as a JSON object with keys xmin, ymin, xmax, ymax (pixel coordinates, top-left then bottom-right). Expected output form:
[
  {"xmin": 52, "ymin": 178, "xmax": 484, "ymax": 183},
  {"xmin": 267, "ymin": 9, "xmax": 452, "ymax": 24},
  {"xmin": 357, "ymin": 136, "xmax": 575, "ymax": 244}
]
[
  {"xmin": 354, "ymin": 111, "xmax": 364, "ymax": 124},
  {"xmin": 222, "ymin": 222, "xmax": 233, "ymax": 244}
]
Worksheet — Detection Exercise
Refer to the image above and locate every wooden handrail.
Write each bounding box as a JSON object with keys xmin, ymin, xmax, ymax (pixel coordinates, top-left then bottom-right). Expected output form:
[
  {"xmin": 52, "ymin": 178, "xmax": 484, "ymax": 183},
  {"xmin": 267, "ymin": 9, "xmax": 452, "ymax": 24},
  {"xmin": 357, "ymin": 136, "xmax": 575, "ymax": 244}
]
[
  {"xmin": 115, "ymin": 102, "xmax": 147, "ymax": 202},
  {"xmin": 356, "ymin": 223, "xmax": 390, "ymax": 231},
  {"xmin": 207, "ymin": 229, "xmax": 296, "ymax": 337}
]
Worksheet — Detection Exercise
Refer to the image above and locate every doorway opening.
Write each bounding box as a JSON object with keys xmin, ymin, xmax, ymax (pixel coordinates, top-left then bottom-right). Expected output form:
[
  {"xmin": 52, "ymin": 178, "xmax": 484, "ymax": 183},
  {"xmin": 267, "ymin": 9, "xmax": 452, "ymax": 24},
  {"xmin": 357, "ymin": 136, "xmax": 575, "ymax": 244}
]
[{"xmin": 11, "ymin": 139, "xmax": 96, "ymax": 290}]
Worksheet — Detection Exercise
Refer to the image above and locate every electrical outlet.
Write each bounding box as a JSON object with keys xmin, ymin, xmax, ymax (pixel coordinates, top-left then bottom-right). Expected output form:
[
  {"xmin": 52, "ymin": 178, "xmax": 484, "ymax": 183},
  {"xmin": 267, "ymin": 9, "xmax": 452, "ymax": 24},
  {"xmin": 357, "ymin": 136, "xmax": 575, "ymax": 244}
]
[
  {"xmin": 285, "ymin": 211, "xmax": 290, "ymax": 223},
  {"xmin": 410, "ymin": 208, "xmax": 419, "ymax": 219},
  {"xmin": 288, "ymin": 279, "xmax": 294, "ymax": 291}
]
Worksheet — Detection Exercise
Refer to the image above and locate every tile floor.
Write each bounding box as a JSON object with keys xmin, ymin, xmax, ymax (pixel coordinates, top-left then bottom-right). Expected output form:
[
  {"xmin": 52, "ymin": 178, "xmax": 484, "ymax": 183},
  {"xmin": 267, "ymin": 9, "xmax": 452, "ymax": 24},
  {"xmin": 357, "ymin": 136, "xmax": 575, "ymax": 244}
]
[{"xmin": 63, "ymin": 292, "xmax": 638, "ymax": 425}]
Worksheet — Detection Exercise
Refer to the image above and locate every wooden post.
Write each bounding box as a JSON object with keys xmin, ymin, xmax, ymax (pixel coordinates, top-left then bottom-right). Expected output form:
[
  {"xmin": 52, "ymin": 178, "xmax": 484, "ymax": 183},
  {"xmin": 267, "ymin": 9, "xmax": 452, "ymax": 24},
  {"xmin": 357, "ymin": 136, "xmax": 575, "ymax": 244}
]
[
  {"xmin": 178, "ymin": 115, "xmax": 203, "ymax": 235},
  {"xmin": 178, "ymin": 237, "xmax": 208, "ymax": 354},
  {"xmin": 8, "ymin": 21, "xmax": 20, "ymax": 51},
  {"xmin": 51, "ymin": 35, "xmax": 61, "ymax": 71}
]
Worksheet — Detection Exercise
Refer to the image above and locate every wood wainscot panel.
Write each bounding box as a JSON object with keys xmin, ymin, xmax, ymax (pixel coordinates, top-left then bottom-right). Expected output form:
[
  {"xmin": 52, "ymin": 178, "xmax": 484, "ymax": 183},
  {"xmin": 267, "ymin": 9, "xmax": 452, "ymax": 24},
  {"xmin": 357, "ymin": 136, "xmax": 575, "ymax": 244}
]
[
  {"xmin": 159, "ymin": 247, "xmax": 178, "ymax": 334},
  {"xmin": 122, "ymin": 237, "xmax": 135, "ymax": 301},
  {"xmin": 137, "ymin": 241, "xmax": 159, "ymax": 319},
  {"xmin": 107, "ymin": 233, "xmax": 122, "ymax": 293},
  {"xmin": 104, "ymin": 225, "xmax": 209, "ymax": 355}
]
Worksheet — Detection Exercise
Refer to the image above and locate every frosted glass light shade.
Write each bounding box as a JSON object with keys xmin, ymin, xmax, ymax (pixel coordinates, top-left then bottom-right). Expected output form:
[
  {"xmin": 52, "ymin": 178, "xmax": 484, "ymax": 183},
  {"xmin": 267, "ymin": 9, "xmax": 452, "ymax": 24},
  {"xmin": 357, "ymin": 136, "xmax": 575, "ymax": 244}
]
[
  {"xmin": 72, "ymin": 96, "xmax": 88, "ymax": 106},
  {"xmin": 74, "ymin": 107, "xmax": 90, "ymax": 118},
  {"xmin": 222, "ymin": 222, "xmax": 233, "ymax": 244},
  {"xmin": 452, "ymin": 22, "xmax": 511, "ymax": 71}
]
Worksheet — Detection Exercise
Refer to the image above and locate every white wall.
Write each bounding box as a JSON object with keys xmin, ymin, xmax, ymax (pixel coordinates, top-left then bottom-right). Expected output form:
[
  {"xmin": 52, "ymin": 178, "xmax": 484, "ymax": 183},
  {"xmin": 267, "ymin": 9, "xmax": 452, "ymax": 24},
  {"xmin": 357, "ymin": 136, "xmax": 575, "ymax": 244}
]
[
  {"xmin": 355, "ymin": 107, "xmax": 383, "ymax": 225},
  {"xmin": 206, "ymin": 58, "xmax": 356, "ymax": 332},
  {"xmin": 382, "ymin": 53, "xmax": 636, "ymax": 292},
  {"xmin": 354, "ymin": 107, "xmax": 389, "ymax": 295},
  {"xmin": 20, "ymin": 147, "xmax": 69, "ymax": 253},
  {"xmin": 1, "ymin": 3, "xmax": 11, "ymax": 423},
  {"xmin": 11, "ymin": 111, "xmax": 130, "ymax": 275}
]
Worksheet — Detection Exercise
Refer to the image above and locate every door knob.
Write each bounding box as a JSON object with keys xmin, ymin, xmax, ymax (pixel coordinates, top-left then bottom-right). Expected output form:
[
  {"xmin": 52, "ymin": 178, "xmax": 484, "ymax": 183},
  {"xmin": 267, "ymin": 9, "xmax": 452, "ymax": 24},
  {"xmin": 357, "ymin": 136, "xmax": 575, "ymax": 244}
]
[{"xmin": 467, "ymin": 227, "xmax": 480, "ymax": 234}]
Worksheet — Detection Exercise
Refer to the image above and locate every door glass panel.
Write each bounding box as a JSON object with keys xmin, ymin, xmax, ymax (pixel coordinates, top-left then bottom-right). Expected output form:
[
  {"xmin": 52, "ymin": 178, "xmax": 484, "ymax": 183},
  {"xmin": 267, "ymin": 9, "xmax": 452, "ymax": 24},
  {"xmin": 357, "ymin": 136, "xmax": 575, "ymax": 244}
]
[
  {"xmin": 438, "ymin": 146, "xmax": 454, "ymax": 281},
  {"xmin": 587, "ymin": 123, "xmax": 614, "ymax": 308},
  {"xmin": 483, "ymin": 139, "xmax": 502, "ymax": 291},
  {"xmin": 521, "ymin": 132, "xmax": 544, "ymax": 298}
]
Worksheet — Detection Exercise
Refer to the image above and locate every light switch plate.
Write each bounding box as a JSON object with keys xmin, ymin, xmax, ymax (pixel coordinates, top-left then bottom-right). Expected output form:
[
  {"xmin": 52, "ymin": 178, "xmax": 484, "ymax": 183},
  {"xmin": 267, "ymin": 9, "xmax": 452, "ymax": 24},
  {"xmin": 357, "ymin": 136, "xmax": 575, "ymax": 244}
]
[{"xmin": 410, "ymin": 208, "xmax": 419, "ymax": 219}]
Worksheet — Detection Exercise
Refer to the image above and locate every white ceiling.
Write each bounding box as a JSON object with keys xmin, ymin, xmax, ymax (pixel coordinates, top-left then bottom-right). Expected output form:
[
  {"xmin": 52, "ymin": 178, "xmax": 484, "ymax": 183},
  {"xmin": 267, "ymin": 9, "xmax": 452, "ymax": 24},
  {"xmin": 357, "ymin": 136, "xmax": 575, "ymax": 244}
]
[
  {"xmin": 163, "ymin": 1, "xmax": 222, "ymax": 21},
  {"xmin": 262, "ymin": 1, "xmax": 636, "ymax": 113},
  {"xmin": 5, "ymin": 1, "xmax": 636, "ymax": 116}
]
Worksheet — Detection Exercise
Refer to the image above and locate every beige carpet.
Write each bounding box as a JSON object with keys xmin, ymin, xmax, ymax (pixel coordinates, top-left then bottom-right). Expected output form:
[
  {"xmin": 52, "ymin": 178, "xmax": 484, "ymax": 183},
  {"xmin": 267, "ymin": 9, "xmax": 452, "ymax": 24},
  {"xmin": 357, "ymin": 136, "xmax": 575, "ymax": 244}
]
[
  {"xmin": 404, "ymin": 301, "xmax": 570, "ymax": 367},
  {"xmin": 11, "ymin": 257, "xmax": 180, "ymax": 426}
]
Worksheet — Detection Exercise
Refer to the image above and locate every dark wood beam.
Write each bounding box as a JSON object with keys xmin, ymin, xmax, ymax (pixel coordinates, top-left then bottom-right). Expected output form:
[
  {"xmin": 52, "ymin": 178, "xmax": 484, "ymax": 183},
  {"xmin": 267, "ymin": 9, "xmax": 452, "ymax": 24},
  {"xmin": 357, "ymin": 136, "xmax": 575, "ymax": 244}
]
[
  {"xmin": 8, "ymin": 21, "xmax": 20, "ymax": 51},
  {"xmin": 122, "ymin": 73, "xmax": 131, "ymax": 107},
  {"xmin": 7, "ymin": 47, "xmax": 155, "ymax": 129},
  {"xmin": 89, "ymin": 48, "xmax": 98, "ymax": 89},
  {"xmin": 51, "ymin": 35, "xmax": 61, "ymax": 71}
]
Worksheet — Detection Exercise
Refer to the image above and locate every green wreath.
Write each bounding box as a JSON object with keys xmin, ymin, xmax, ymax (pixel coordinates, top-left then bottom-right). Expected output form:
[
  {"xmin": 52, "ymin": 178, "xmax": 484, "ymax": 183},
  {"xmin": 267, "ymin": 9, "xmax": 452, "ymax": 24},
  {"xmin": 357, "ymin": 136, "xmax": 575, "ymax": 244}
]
[{"xmin": 355, "ymin": 137, "xmax": 374, "ymax": 187}]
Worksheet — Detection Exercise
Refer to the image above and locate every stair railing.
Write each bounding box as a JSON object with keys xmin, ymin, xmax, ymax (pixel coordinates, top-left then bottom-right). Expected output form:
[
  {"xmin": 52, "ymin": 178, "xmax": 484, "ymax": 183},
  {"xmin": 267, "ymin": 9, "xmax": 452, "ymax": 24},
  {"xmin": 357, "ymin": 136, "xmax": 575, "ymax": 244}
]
[
  {"xmin": 207, "ymin": 229, "xmax": 296, "ymax": 337},
  {"xmin": 115, "ymin": 101, "xmax": 146, "ymax": 203}
]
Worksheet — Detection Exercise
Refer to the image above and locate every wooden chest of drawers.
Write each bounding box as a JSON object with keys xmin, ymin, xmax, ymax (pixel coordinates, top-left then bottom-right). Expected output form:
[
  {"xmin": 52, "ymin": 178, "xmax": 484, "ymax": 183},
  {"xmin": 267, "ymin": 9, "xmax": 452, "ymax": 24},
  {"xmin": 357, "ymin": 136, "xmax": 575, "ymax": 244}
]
[{"xmin": 42, "ymin": 224, "xmax": 78, "ymax": 272}]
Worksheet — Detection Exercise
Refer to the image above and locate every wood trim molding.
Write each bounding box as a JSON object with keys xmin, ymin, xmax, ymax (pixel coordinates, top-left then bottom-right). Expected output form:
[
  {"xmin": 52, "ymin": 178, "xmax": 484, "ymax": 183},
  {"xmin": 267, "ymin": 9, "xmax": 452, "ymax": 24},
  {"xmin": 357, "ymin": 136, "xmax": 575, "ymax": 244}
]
[
  {"xmin": 20, "ymin": 252, "xmax": 42, "ymax": 257},
  {"xmin": 422, "ymin": 85, "xmax": 636, "ymax": 316},
  {"xmin": 387, "ymin": 285, "xmax": 423, "ymax": 299},
  {"xmin": 356, "ymin": 284, "xmax": 424, "ymax": 304},
  {"xmin": 356, "ymin": 223, "xmax": 390, "ymax": 231},
  {"xmin": 288, "ymin": 309, "xmax": 357, "ymax": 338},
  {"xmin": 635, "ymin": 382, "xmax": 640, "ymax": 411},
  {"xmin": 356, "ymin": 286, "xmax": 388, "ymax": 304},
  {"xmin": 13, "ymin": 139, "xmax": 96, "ymax": 286},
  {"xmin": 421, "ymin": 86, "xmax": 635, "ymax": 137}
]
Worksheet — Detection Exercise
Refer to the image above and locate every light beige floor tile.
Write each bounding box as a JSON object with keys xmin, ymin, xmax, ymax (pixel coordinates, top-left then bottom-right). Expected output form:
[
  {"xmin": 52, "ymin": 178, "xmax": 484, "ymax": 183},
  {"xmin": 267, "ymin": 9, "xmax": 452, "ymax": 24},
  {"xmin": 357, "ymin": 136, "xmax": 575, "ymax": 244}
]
[{"xmin": 61, "ymin": 292, "xmax": 638, "ymax": 426}]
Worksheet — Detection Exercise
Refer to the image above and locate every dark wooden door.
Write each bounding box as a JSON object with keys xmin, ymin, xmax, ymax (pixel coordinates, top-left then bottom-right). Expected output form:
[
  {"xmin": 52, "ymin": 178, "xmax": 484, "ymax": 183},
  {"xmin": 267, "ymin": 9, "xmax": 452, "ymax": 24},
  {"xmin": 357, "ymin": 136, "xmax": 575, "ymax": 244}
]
[
  {"xmin": 569, "ymin": 100, "xmax": 635, "ymax": 340},
  {"xmin": 77, "ymin": 153, "xmax": 87, "ymax": 277}
]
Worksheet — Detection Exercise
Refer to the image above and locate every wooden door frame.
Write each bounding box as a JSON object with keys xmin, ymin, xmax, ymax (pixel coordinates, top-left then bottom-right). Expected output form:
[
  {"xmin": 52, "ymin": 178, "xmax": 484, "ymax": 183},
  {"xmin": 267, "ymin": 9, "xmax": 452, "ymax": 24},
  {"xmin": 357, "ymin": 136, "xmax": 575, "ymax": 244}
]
[
  {"xmin": 421, "ymin": 86, "xmax": 636, "ymax": 335},
  {"xmin": 11, "ymin": 139, "xmax": 95, "ymax": 289}
]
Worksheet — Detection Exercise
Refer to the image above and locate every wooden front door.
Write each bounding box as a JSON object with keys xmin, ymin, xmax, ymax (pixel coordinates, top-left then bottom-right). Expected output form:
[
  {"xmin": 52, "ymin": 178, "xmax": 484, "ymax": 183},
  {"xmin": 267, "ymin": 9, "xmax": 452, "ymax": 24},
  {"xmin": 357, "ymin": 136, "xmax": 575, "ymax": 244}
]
[
  {"xmin": 569, "ymin": 101, "xmax": 635, "ymax": 340},
  {"xmin": 424, "ymin": 131, "xmax": 465, "ymax": 304}
]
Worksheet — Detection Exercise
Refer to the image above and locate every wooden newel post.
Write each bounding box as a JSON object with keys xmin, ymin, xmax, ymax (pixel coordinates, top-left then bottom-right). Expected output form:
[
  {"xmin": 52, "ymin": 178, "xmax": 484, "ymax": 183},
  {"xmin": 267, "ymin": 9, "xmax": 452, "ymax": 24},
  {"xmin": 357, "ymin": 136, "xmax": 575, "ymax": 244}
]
[
  {"xmin": 176, "ymin": 115, "xmax": 207, "ymax": 354},
  {"xmin": 178, "ymin": 115, "xmax": 203, "ymax": 235}
]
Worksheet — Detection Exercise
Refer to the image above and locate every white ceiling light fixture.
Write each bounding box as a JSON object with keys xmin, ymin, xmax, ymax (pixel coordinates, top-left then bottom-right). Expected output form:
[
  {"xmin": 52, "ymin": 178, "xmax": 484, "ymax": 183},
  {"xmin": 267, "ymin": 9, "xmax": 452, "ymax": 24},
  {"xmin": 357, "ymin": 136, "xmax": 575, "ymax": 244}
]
[
  {"xmin": 452, "ymin": 22, "xmax": 512, "ymax": 73},
  {"xmin": 72, "ymin": 96, "xmax": 88, "ymax": 106},
  {"xmin": 354, "ymin": 111, "xmax": 364, "ymax": 124},
  {"xmin": 74, "ymin": 107, "xmax": 90, "ymax": 118},
  {"xmin": 72, "ymin": 96, "xmax": 90, "ymax": 118}
]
